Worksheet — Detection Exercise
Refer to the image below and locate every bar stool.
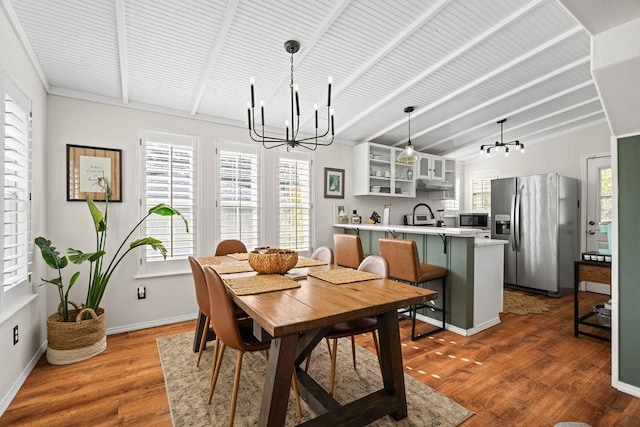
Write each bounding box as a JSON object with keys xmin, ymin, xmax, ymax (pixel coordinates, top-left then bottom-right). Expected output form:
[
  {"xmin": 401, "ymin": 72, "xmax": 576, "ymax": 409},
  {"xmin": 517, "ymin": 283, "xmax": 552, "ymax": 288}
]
[
  {"xmin": 333, "ymin": 234, "xmax": 364, "ymax": 269},
  {"xmin": 378, "ymin": 238, "xmax": 448, "ymax": 340}
]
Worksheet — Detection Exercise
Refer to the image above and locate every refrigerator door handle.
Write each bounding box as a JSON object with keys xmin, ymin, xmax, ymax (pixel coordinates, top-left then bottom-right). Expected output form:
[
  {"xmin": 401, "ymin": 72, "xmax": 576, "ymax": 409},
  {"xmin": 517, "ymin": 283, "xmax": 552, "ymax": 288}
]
[
  {"xmin": 514, "ymin": 193, "xmax": 521, "ymax": 251},
  {"xmin": 510, "ymin": 194, "xmax": 517, "ymax": 251}
]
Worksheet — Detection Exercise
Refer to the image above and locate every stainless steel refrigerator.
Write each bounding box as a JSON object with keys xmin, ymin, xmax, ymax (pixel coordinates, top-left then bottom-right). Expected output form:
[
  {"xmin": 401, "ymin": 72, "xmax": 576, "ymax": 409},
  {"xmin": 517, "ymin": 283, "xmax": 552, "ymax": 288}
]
[{"xmin": 491, "ymin": 174, "xmax": 580, "ymax": 296}]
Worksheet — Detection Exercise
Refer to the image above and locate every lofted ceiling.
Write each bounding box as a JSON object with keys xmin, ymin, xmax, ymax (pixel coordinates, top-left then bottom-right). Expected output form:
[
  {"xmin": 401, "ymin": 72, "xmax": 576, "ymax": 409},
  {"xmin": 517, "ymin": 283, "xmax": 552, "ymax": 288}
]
[{"xmin": 2, "ymin": 0, "xmax": 611, "ymax": 160}]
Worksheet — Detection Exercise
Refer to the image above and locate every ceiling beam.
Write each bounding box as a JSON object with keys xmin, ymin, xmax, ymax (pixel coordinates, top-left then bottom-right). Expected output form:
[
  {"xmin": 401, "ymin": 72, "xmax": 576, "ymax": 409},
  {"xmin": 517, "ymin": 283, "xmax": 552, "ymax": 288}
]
[
  {"xmin": 1, "ymin": 0, "xmax": 50, "ymax": 92},
  {"xmin": 297, "ymin": 0, "xmax": 453, "ymax": 127},
  {"xmin": 365, "ymin": 26, "xmax": 584, "ymax": 143},
  {"xmin": 335, "ymin": 0, "xmax": 546, "ymax": 136},
  {"xmin": 417, "ymin": 56, "xmax": 591, "ymax": 150},
  {"xmin": 189, "ymin": 0, "xmax": 240, "ymax": 116},
  {"xmin": 114, "ymin": 0, "xmax": 129, "ymax": 104}
]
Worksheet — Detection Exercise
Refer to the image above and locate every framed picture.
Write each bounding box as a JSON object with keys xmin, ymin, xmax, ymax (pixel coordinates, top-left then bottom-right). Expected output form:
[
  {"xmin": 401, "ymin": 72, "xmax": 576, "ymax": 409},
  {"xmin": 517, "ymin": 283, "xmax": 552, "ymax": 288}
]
[
  {"xmin": 324, "ymin": 167, "xmax": 344, "ymax": 199},
  {"xmin": 66, "ymin": 144, "xmax": 122, "ymax": 202},
  {"xmin": 333, "ymin": 203, "xmax": 349, "ymax": 224}
]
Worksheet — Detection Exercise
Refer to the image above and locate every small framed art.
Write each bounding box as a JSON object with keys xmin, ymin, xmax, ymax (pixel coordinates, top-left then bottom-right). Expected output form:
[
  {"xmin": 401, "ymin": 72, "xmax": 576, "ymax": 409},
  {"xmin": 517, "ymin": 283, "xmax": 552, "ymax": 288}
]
[{"xmin": 324, "ymin": 167, "xmax": 344, "ymax": 199}]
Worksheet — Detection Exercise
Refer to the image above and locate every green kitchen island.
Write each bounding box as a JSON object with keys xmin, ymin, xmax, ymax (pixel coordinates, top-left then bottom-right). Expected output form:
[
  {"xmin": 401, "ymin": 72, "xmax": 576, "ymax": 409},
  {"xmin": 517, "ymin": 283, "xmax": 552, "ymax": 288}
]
[{"xmin": 333, "ymin": 223, "xmax": 507, "ymax": 336}]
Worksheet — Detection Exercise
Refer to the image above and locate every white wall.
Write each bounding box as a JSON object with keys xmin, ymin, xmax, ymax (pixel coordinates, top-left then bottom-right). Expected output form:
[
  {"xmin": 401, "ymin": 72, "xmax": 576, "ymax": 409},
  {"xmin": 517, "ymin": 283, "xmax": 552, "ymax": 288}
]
[{"xmin": 0, "ymin": 8, "xmax": 47, "ymax": 414}]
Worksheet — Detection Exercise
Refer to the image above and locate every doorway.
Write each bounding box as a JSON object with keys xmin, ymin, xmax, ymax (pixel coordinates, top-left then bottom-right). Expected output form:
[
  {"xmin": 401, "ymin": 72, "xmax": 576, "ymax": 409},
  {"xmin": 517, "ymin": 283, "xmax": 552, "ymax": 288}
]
[{"xmin": 584, "ymin": 155, "xmax": 612, "ymax": 294}]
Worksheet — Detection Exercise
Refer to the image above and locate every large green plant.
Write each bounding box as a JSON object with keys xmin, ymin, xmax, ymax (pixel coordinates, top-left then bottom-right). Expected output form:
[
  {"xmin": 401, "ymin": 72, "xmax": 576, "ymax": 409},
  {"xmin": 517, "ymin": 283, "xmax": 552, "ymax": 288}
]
[{"xmin": 36, "ymin": 183, "xmax": 188, "ymax": 322}]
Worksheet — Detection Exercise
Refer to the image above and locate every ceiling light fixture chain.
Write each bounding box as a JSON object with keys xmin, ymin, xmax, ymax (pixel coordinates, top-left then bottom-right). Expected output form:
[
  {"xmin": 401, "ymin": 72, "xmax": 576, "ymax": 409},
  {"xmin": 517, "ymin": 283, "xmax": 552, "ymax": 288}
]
[
  {"xmin": 247, "ymin": 40, "xmax": 334, "ymax": 151},
  {"xmin": 480, "ymin": 118, "xmax": 525, "ymax": 157}
]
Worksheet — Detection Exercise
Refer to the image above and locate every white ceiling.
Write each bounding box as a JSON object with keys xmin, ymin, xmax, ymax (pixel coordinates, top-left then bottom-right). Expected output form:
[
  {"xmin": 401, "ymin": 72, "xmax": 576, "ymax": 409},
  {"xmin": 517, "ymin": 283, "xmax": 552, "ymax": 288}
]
[{"xmin": 3, "ymin": 0, "xmax": 611, "ymax": 160}]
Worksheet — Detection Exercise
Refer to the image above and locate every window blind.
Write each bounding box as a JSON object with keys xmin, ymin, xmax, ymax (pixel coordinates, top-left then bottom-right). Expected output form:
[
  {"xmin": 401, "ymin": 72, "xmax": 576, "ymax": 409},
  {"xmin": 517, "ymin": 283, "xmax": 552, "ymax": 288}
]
[
  {"xmin": 218, "ymin": 144, "xmax": 259, "ymax": 249},
  {"xmin": 143, "ymin": 134, "xmax": 195, "ymax": 264},
  {"xmin": 278, "ymin": 155, "xmax": 310, "ymax": 252},
  {"xmin": 3, "ymin": 77, "xmax": 31, "ymax": 291}
]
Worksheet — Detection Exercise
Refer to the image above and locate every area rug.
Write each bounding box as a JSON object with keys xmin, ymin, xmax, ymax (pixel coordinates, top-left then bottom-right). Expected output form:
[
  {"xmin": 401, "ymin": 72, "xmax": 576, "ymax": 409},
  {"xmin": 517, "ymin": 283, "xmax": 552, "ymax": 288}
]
[
  {"xmin": 157, "ymin": 332, "xmax": 474, "ymax": 426},
  {"xmin": 503, "ymin": 288, "xmax": 552, "ymax": 315}
]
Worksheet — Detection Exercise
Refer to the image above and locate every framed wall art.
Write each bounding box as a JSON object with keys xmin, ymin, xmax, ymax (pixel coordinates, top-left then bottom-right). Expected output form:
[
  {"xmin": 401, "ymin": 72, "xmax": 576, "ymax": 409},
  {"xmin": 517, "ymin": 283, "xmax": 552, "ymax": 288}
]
[
  {"xmin": 324, "ymin": 167, "xmax": 344, "ymax": 199},
  {"xmin": 66, "ymin": 144, "xmax": 122, "ymax": 202}
]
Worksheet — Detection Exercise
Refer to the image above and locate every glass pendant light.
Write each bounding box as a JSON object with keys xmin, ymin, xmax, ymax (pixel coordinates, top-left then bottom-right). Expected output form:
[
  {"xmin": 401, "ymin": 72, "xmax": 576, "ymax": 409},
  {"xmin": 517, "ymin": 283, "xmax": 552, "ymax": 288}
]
[{"xmin": 397, "ymin": 106, "xmax": 420, "ymax": 165}]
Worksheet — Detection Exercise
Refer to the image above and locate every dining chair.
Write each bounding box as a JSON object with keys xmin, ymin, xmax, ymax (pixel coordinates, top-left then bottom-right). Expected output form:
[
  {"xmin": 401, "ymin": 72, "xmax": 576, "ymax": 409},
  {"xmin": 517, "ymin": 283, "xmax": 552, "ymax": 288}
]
[
  {"xmin": 214, "ymin": 239, "xmax": 247, "ymax": 256},
  {"xmin": 310, "ymin": 245, "xmax": 334, "ymax": 264},
  {"xmin": 333, "ymin": 234, "xmax": 365, "ymax": 269},
  {"xmin": 203, "ymin": 266, "xmax": 301, "ymax": 424},
  {"xmin": 378, "ymin": 238, "xmax": 448, "ymax": 340},
  {"xmin": 188, "ymin": 256, "xmax": 216, "ymax": 368}
]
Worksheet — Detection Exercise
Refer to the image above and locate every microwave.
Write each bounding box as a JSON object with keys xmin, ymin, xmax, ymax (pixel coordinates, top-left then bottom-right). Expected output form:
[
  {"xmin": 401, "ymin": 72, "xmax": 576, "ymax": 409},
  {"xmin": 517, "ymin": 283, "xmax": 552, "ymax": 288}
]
[{"xmin": 459, "ymin": 213, "xmax": 489, "ymax": 228}]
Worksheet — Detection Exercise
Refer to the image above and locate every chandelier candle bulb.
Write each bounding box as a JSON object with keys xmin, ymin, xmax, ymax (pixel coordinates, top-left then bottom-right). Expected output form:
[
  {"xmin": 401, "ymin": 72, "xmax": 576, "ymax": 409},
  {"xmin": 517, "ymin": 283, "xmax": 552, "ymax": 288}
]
[
  {"xmin": 250, "ymin": 77, "xmax": 255, "ymax": 107},
  {"xmin": 294, "ymin": 86, "xmax": 300, "ymax": 116},
  {"xmin": 247, "ymin": 102, "xmax": 251, "ymax": 130},
  {"xmin": 327, "ymin": 76, "xmax": 332, "ymax": 107},
  {"xmin": 260, "ymin": 100, "xmax": 264, "ymax": 125},
  {"xmin": 314, "ymin": 104, "xmax": 318, "ymax": 128}
]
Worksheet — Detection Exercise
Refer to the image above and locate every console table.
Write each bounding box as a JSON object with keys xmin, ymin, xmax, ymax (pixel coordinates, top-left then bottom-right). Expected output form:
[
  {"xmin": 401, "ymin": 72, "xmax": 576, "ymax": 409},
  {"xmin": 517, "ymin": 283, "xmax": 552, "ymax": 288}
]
[{"xmin": 574, "ymin": 260, "xmax": 611, "ymax": 342}]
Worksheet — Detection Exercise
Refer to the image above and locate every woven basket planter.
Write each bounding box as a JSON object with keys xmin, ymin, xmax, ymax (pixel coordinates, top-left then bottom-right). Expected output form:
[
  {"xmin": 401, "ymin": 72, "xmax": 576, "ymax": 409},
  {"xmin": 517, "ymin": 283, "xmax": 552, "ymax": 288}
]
[
  {"xmin": 46, "ymin": 304, "xmax": 106, "ymax": 365},
  {"xmin": 248, "ymin": 248, "xmax": 298, "ymax": 274}
]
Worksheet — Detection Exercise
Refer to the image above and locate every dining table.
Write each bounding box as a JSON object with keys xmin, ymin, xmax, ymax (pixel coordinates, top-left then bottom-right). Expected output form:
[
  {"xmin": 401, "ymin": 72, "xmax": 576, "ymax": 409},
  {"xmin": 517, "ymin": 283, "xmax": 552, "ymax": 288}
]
[{"xmin": 197, "ymin": 255, "xmax": 438, "ymax": 426}]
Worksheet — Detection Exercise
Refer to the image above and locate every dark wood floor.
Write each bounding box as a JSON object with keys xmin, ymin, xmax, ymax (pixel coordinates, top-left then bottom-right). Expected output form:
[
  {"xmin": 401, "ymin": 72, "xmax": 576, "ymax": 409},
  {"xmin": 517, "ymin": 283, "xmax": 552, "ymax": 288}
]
[{"xmin": 2, "ymin": 290, "xmax": 639, "ymax": 426}]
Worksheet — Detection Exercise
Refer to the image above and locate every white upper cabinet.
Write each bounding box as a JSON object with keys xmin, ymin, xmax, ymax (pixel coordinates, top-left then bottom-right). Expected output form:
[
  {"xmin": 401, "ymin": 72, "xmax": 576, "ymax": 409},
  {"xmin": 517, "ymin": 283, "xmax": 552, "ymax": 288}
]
[
  {"xmin": 417, "ymin": 154, "xmax": 445, "ymax": 181},
  {"xmin": 353, "ymin": 142, "xmax": 416, "ymax": 197}
]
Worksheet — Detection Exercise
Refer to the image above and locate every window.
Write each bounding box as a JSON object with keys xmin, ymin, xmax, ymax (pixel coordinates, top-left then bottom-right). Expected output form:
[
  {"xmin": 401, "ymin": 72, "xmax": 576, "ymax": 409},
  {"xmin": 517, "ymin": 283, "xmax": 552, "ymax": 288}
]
[
  {"xmin": 599, "ymin": 168, "xmax": 612, "ymax": 222},
  {"xmin": 217, "ymin": 141, "xmax": 259, "ymax": 249},
  {"xmin": 2, "ymin": 74, "xmax": 31, "ymax": 293},
  {"xmin": 139, "ymin": 130, "xmax": 196, "ymax": 274},
  {"xmin": 278, "ymin": 152, "xmax": 311, "ymax": 252},
  {"xmin": 444, "ymin": 177, "xmax": 460, "ymax": 213},
  {"xmin": 468, "ymin": 170, "xmax": 498, "ymax": 213}
]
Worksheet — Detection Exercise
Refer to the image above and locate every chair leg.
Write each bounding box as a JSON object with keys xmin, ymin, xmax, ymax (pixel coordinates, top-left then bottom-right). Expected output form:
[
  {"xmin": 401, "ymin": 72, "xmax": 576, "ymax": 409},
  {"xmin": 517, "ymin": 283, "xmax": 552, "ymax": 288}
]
[
  {"xmin": 304, "ymin": 350, "xmax": 312, "ymax": 372},
  {"xmin": 196, "ymin": 316, "xmax": 209, "ymax": 367},
  {"xmin": 212, "ymin": 338, "xmax": 220, "ymax": 373},
  {"xmin": 329, "ymin": 338, "xmax": 338, "ymax": 396},
  {"xmin": 228, "ymin": 350, "xmax": 244, "ymax": 427},
  {"xmin": 209, "ymin": 342, "xmax": 226, "ymax": 404},
  {"xmin": 371, "ymin": 331, "xmax": 381, "ymax": 369},
  {"xmin": 350, "ymin": 336, "xmax": 357, "ymax": 370},
  {"xmin": 325, "ymin": 338, "xmax": 332, "ymax": 359},
  {"xmin": 291, "ymin": 370, "xmax": 302, "ymax": 417}
]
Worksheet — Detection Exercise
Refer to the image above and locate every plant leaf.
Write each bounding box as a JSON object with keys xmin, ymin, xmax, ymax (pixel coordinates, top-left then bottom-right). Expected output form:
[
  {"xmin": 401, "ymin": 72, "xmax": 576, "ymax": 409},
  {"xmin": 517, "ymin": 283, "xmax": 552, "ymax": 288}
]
[
  {"xmin": 68, "ymin": 248, "xmax": 106, "ymax": 264},
  {"xmin": 34, "ymin": 237, "xmax": 68, "ymax": 270},
  {"xmin": 130, "ymin": 237, "xmax": 168, "ymax": 259},
  {"xmin": 69, "ymin": 271, "xmax": 81, "ymax": 286},
  {"xmin": 86, "ymin": 196, "xmax": 107, "ymax": 232},
  {"xmin": 148, "ymin": 204, "xmax": 189, "ymax": 233}
]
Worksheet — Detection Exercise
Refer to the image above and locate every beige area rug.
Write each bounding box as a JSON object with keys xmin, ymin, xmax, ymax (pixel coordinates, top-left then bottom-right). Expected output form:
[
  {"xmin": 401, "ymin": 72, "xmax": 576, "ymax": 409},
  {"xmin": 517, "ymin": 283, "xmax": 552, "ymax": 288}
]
[
  {"xmin": 503, "ymin": 288, "xmax": 552, "ymax": 315},
  {"xmin": 157, "ymin": 332, "xmax": 474, "ymax": 426}
]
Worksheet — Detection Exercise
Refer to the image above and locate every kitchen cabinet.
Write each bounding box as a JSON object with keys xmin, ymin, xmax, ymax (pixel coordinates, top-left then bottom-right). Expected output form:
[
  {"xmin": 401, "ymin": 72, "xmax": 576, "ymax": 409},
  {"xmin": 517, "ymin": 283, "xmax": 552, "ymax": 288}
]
[
  {"xmin": 417, "ymin": 157, "xmax": 456, "ymax": 195},
  {"xmin": 418, "ymin": 154, "xmax": 445, "ymax": 181},
  {"xmin": 353, "ymin": 142, "xmax": 416, "ymax": 197}
]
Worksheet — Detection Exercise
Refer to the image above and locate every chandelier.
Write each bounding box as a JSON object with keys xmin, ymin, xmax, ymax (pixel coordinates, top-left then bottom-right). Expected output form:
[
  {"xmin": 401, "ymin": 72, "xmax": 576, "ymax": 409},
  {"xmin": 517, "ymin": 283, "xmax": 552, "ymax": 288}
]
[
  {"xmin": 246, "ymin": 40, "xmax": 334, "ymax": 150},
  {"xmin": 397, "ymin": 106, "xmax": 420, "ymax": 165},
  {"xmin": 480, "ymin": 118, "xmax": 524, "ymax": 157}
]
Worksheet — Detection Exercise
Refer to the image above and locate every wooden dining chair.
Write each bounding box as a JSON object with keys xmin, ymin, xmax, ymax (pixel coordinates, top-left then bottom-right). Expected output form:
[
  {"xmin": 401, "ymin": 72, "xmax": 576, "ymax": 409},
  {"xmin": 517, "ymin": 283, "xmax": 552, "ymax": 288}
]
[
  {"xmin": 214, "ymin": 239, "xmax": 247, "ymax": 256},
  {"xmin": 203, "ymin": 266, "xmax": 301, "ymax": 424},
  {"xmin": 378, "ymin": 238, "xmax": 448, "ymax": 340},
  {"xmin": 333, "ymin": 234, "xmax": 364, "ymax": 269},
  {"xmin": 310, "ymin": 245, "xmax": 334, "ymax": 264}
]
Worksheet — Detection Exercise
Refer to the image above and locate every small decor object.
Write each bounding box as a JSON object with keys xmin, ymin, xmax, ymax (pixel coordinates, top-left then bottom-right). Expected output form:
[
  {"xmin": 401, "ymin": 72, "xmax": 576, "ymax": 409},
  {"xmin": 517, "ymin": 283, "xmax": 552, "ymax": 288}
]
[
  {"xmin": 248, "ymin": 248, "xmax": 298, "ymax": 274},
  {"xmin": 324, "ymin": 167, "xmax": 344, "ymax": 198},
  {"xmin": 35, "ymin": 180, "xmax": 188, "ymax": 364},
  {"xmin": 351, "ymin": 210, "xmax": 361, "ymax": 224},
  {"xmin": 67, "ymin": 144, "xmax": 122, "ymax": 202},
  {"xmin": 333, "ymin": 204, "xmax": 349, "ymax": 224}
]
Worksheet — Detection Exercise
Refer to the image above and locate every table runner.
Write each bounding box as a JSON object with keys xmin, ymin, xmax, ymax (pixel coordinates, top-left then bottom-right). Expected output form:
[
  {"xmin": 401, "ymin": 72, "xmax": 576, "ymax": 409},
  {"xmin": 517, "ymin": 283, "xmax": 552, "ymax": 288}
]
[
  {"xmin": 307, "ymin": 268, "xmax": 380, "ymax": 284},
  {"xmin": 208, "ymin": 261, "xmax": 254, "ymax": 274},
  {"xmin": 223, "ymin": 274, "xmax": 301, "ymax": 296},
  {"xmin": 293, "ymin": 257, "xmax": 328, "ymax": 268}
]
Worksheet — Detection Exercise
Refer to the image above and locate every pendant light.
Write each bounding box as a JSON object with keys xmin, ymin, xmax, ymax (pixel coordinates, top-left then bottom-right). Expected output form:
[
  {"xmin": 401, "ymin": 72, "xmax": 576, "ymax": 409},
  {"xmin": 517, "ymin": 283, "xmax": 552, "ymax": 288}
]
[
  {"xmin": 480, "ymin": 118, "xmax": 524, "ymax": 157},
  {"xmin": 397, "ymin": 106, "xmax": 420, "ymax": 165}
]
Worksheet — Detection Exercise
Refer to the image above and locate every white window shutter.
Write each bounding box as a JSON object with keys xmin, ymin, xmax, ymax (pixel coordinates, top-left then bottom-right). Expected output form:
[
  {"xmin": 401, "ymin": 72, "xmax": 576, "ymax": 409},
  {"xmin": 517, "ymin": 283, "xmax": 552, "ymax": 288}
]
[{"xmin": 278, "ymin": 154, "xmax": 311, "ymax": 252}]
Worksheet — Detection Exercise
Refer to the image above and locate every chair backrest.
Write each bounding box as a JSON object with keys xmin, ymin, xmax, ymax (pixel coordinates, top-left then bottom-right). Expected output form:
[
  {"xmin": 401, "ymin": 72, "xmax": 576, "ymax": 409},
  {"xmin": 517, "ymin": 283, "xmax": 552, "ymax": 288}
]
[
  {"xmin": 214, "ymin": 239, "xmax": 247, "ymax": 256},
  {"xmin": 333, "ymin": 234, "xmax": 364, "ymax": 269},
  {"xmin": 378, "ymin": 238, "xmax": 420, "ymax": 283},
  {"xmin": 202, "ymin": 266, "xmax": 246, "ymax": 350},
  {"xmin": 311, "ymin": 246, "xmax": 334, "ymax": 264},
  {"xmin": 358, "ymin": 255, "xmax": 389, "ymax": 279},
  {"xmin": 188, "ymin": 256, "xmax": 210, "ymax": 318}
]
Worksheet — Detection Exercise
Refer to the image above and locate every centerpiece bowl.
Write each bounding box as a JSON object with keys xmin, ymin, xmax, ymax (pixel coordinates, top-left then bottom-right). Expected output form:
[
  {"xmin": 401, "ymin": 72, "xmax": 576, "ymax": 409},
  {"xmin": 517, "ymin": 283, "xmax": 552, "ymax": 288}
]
[{"xmin": 248, "ymin": 248, "xmax": 298, "ymax": 274}]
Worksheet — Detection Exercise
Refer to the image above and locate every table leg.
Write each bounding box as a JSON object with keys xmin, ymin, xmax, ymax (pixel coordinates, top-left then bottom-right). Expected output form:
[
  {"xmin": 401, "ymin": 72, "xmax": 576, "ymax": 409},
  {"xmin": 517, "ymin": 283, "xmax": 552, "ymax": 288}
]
[
  {"xmin": 192, "ymin": 311, "xmax": 216, "ymax": 353},
  {"xmin": 376, "ymin": 310, "xmax": 408, "ymax": 420},
  {"xmin": 258, "ymin": 333, "xmax": 299, "ymax": 427}
]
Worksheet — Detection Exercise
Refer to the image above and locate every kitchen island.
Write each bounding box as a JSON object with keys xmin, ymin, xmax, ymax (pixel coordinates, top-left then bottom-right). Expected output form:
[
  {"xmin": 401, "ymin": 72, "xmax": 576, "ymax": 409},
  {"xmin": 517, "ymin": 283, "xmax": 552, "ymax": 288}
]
[{"xmin": 333, "ymin": 223, "xmax": 507, "ymax": 336}]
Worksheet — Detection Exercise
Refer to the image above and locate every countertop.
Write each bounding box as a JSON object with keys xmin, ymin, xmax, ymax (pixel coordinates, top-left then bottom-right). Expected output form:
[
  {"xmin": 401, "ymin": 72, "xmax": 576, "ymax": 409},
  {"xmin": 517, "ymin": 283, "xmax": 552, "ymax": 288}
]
[{"xmin": 333, "ymin": 223, "xmax": 478, "ymax": 236}]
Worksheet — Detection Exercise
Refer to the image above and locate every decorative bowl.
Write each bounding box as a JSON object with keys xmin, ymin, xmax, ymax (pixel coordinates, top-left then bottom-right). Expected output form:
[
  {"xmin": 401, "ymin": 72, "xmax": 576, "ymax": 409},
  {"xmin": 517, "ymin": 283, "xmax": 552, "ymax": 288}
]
[{"xmin": 248, "ymin": 248, "xmax": 298, "ymax": 274}]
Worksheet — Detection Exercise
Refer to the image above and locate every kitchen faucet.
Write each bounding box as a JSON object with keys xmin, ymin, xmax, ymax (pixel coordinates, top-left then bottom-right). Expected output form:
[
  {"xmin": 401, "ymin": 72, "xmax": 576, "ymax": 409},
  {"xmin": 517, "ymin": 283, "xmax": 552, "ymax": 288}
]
[{"xmin": 412, "ymin": 203, "xmax": 435, "ymax": 226}]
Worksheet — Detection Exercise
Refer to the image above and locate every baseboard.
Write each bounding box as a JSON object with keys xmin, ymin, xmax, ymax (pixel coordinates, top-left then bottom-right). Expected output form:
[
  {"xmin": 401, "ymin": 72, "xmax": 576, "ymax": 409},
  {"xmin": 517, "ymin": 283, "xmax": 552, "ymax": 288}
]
[
  {"xmin": 106, "ymin": 313, "xmax": 198, "ymax": 335},
  {"xmin": 414, "ymin": 313, "xmax": 500, "ymax": 337},
  {"xmin": 0, "ymin": 340, "xmax": 47, "ymax": 417},
  {"xmin": 614, "ymin": 380, "xmax": 640, "ymax": 398}
]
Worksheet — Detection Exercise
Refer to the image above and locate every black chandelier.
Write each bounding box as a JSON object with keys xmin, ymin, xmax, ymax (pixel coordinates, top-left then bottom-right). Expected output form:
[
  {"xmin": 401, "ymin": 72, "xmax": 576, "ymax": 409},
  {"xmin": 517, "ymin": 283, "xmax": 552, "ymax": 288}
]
[
  {"xmin": 480, "ymin": 118, "xmax": 525, "ymax": 157},
  {"xmin": 246, "ymin": 40, "xmax": 334, "ymax": 150}
]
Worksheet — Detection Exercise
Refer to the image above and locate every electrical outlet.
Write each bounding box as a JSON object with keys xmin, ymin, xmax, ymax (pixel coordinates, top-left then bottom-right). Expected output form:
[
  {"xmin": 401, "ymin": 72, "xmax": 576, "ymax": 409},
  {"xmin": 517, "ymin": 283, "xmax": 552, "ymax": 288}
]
[
  {"xmin": 137, "ymin": 285, "xmax": 146, "ymax": 300},
  {"xmin": 13, "ymin": 325, "xmax": 19, "ymax": 345}
]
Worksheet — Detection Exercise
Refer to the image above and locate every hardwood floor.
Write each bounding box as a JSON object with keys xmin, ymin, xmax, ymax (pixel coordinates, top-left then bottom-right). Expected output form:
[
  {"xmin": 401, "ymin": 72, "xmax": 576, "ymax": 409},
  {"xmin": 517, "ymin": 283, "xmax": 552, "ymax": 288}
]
[{"xmin": 2, "ymin": 290, "xmax": 639, "ymax": 426}]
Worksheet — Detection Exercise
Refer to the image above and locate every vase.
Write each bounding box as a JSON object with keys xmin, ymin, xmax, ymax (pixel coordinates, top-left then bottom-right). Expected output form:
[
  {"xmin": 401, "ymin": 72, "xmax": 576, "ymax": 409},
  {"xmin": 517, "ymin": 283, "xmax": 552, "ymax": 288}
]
[{"xmin": 46, "ymin": 304, "xmax": 107, "ymax": 365}]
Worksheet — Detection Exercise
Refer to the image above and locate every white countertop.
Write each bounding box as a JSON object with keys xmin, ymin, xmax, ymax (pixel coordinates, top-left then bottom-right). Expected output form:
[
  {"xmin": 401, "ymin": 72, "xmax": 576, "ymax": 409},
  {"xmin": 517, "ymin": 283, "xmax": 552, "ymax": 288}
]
[
  {"xmin": 333, "ymin": 223, "xmax": 478, "ymax": 236},
  {"xmin": 473, "ymin": 238, "xmax": 508, "ymax": 247}
]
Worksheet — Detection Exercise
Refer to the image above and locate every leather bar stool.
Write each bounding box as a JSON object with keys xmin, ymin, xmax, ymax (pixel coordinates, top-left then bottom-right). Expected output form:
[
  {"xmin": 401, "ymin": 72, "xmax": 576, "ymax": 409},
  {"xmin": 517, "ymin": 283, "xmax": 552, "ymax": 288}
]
[
  {"xmin": 333, "ymin": 234, "xmax": 365, "ymax": 269},
  {"xmin": 378, "ymin": 238, "xmax": 448, "ymax": 340}
]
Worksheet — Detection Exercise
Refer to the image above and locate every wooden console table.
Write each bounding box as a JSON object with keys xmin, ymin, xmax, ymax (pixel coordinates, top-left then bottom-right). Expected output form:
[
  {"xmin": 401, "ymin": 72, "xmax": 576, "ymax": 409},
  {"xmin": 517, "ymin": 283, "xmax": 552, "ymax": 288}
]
[{"xmin": 574, "ymin": 260, "xmax": 611, "ymax": 342}]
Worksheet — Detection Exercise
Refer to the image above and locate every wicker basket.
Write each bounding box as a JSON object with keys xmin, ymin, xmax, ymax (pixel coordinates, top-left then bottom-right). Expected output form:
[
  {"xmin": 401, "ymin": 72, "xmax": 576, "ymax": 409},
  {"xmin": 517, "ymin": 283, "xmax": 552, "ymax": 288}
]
[
  {"xmin": 46, "ymin": 303, "xmax": 107, "ymax": 365},
  {"xmin": 248, "ymin": 248, "xmax": 298, "ymax": 274}
]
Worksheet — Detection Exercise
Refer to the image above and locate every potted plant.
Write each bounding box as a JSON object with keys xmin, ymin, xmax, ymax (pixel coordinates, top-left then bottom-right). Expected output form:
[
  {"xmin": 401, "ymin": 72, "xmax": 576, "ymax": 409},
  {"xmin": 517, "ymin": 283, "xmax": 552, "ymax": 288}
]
[{"xmin": 36, "ymin": 180, "xmax": 188, "ymax": 364}]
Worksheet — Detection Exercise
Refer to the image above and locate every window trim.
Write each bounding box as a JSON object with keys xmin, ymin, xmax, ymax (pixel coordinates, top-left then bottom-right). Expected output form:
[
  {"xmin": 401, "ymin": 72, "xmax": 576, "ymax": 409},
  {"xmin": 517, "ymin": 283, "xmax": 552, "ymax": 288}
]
[{"xmin": 466, "ymin": 169, "xmax": 499, "ymax": 214}]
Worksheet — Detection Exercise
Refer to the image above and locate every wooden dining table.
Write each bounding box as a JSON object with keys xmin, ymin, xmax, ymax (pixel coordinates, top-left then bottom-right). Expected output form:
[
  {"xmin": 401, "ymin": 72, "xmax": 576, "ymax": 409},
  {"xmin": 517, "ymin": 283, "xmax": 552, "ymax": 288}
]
[{"xmin": 197, "ymin": 255, "xmax": 437, "ymax": 426}]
